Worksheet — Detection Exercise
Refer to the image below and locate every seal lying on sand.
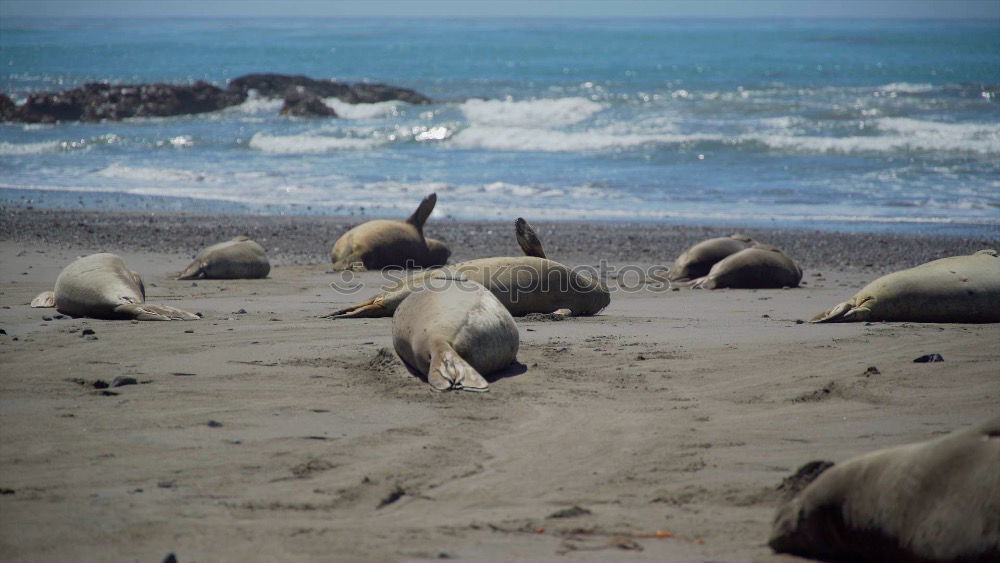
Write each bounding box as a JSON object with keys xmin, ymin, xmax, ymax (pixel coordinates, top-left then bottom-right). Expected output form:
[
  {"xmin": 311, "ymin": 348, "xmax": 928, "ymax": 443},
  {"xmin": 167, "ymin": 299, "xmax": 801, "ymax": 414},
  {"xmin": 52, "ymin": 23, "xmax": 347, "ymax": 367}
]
[
  {"xmin": 689, "ymin": 245, "xmax": 802, "ymax": 289},
  {"xmin": 326, "ymin": 218, "xmax": 610, "ymax": 318},
  {"xmin": 330, "ymin": 193, "xmax": 450, "ymax": 270},
  {"xmin": 769, "ymin": 416, "xmax": 1000, "ymax": 562},
  {"xmin": 31, "ymin": 253, "xmax": 199, "ymax": 320},
  {"xmin": 667, "ymin": 234, "xmax": 756, "ymax": 282},
  {"xmin": 393, "ymin": 274, "xmax": 519, "ymax": 392},
  {"xmin": 177, "ymin": 236, "xmax": 270, "ymax": 279},
  {"xmin": 812, "ymin": 249, "xmax": 1000, "ymax": 323}
]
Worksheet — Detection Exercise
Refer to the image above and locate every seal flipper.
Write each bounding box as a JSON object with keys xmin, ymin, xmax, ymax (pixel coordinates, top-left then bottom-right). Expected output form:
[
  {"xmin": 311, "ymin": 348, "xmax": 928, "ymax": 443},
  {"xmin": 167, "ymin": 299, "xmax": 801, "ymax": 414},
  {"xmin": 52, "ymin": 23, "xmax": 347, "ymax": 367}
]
[
  {"xmin": 514, "ymin": 217, "xmax": 546, "ymax": 258},
  {"xmin": 810, "ymin": 299, "xmax": 871, "ymax": 323},
  {"xmin": 176, "ymin": 260, "xmax": 205, "ymax": 280},
  {"xmin": 114, "ymin": 303, "xmax": 200, "ymax": 321},
  {"xmin": 31, "ymin": 291, "xmax": 56, "ymax": 308},
  {"xmin": 323, "ymin": 295, "xmax": 392, "ymax": 319},
  {"xmin": 428, "ymin": 342, "xmax": 489, "ymax": 392},
  {"xmin": 406, "ymin": 193, "xmax": 437, "ymax": 231}
]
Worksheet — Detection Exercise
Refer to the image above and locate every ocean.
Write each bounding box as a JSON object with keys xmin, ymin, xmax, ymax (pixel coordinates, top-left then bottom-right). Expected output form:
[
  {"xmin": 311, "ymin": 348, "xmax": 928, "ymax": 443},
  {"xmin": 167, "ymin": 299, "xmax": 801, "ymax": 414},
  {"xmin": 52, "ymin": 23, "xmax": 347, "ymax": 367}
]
[{"xmin": 1, "ymin": 17, "xmax": 998, "ymax": 235}]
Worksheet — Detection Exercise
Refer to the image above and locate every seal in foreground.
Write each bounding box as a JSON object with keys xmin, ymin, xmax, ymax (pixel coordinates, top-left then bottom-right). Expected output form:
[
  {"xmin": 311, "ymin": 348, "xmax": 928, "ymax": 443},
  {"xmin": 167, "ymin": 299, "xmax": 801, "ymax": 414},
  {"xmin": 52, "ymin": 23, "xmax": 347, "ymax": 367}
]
[
  {"xmin": 177, "ymin": 236, "xmax": 270, "ymax": 279},
  {"xmin": 330, "ymin": 193, "xmax": 450, "ymax": 270},
  {"xmin": 326, "ymin": 218, "xmax": 610, "ymax": 318},
  {"xmin": 31, "ymin": 253, "xmax": 199, "ymax": 321},
  {"xmin": 769, "ymin": 416, "xmax": 1000, "ymax": 562},
  {"xmin": 392, "ymin": 276, "xmax": 519, "ymax": 392},
  {"xmin": 812, "ymin": 249, "xmax": 1000, "ymax": 323}
]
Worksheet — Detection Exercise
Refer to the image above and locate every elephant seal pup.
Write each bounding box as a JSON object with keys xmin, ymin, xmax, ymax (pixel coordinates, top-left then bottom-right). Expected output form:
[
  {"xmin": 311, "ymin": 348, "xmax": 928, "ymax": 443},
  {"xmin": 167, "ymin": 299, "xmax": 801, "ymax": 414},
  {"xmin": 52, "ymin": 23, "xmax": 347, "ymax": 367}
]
[
  {"xmin": 177, "ymin": 236, "xmax": 270, "ymax": 279},
  {"xmin": 326, "ymin": 218, "xmax": 610, "ymax": 318},
  {"xmin": 812, "ymin": 249, "xmax": 1000, "ymax": 323},
  {"xmin": 31, "ymin": 253, "xmax": 199, "ymax": 321},
  {"xmin": 667, "ymin": 234, "xmax": 756, "ymax": 282},
  {"xmin": 330, "ymin": 193, "xmax": 450, "ymax": 270},
  {"xmin": 689, "ymin": 245, "xmax": 802, "ymax": 289},
  {"xmin": 392, "ymin": 274, "xmax": 519, "ymax": 392},
  {"xmin": 769, "ymin": 416, "xmax": 1000, "ymax": 562}
]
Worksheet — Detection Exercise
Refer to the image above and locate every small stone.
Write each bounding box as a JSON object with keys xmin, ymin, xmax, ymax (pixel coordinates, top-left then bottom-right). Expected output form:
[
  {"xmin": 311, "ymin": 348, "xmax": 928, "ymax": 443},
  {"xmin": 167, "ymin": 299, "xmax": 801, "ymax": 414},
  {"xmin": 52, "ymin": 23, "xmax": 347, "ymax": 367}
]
[
  {"xmin": 864, "ymin": 366, "xmax": 880, "ymax": 377},
  {"xmin": 0, "ymin": 329, "xmax": 6, "ymax": 335},
  {"xmin": 671, "ymin": 287, "xmax": 680, "ymax": 291},
  {"xmin": 157, "ymin": 481, "xmax": 175, "ymax": 489},
  {"xmin": 184, "ymin": 329, "xmax": 194, "ymax": 334},
  {"xmin": 54, "ymin": 314, "xmax": 65, "ymax": 319},
  {"xmin": 191, "ymin": 282, "xmax": 198, "ymax": 287},
  {"xmin": 0, "ymin": 488, "xmax": 14, "ymax": 495},
  {"xmin": 81, "ymin": 328, "xmax": 96, "ymax": 336},
  {"xmin": 42, "ymin": 316, "xmax": 53, "ymax": 321},
  {"xmin": 795, "ymin": 319, "xmax": 805, "ymax": 324},
  {"xmin": 913, "ymin": 353, "xmax": 944, "ymax": 363},
  {"xmin": 206, "ymin": 420, "xmax": 223, "ymax": 428},
  {"xmin": 761, "ymin": 314, "xmax": 770, "ymax": 318},
  {"xmin": 547, "ymin": 505, "xmax": 592, "ymax": 519},
  {"xmin": 162, "ymin": 553, "xmax": 178, "ymax": 563},
  {"xmin": 235, "ymin": 308, "xmax": 247, "ymax": 315},
  {"xmin": 111, "ymin": 376, "xmax": 138, "ymax": 387}
]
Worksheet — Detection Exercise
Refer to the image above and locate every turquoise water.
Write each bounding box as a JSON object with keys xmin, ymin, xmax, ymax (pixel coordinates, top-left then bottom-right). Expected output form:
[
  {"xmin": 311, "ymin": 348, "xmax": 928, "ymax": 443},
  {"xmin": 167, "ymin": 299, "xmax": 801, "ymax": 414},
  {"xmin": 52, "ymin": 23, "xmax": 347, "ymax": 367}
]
[{"xmin": 1, "ymin": 18, "xmax": 998, "ymax": 233}]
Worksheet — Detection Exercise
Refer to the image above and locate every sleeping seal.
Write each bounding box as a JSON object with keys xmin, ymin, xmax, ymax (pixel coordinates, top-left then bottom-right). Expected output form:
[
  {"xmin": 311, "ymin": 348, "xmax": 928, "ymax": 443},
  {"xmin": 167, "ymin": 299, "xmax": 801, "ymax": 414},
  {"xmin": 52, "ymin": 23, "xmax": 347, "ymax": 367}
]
[
  {"xmin": 769, "ymin": 416, "xmax": 1000, "ymax": 562},
  {"xmin": 330, "ymin": 193, "xmax": 450, "ymax": 270},
  {"xmin": 326, "ymin": 218, "xmax": 610, "ymax": 318},
  {"xmin": 392, "ymin": 274, "xmax": 519, "ymax": 392},
  {"xmin": 177, "ymin": 236, "xmax": 270, "ymax": 279},
  {"xmin": 667, "ymin": 234, "xmax": 756, "ymax": 282},
  {"xmin": 31, "ymin": 253, "xmax": 199, "ymax": 321},
  {"xmin": 689, "ymin": 244, "xmax": 802, "ymax": 289},
  {"xmin": 812, "ymin": 249, "xmax": 1000, "ymax": 323}
]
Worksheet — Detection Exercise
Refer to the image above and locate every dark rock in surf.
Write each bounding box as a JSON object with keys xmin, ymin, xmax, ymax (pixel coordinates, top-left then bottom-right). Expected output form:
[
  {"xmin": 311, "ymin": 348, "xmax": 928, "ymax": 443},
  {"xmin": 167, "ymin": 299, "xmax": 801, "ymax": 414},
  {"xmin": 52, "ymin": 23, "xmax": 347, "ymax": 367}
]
[
  {"xmin": 279, "ymin": 87, "xmax": 338, "ymax": 118},
  {"xmin": 228, "ymin": 73, "xmax": 432, "ymax": 105}
]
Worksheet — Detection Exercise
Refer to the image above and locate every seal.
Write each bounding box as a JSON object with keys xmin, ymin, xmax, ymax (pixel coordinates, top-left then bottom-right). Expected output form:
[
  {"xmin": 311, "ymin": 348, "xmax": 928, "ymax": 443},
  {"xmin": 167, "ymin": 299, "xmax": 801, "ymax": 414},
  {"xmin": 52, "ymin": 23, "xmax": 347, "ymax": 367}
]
[
  {"xmin": 31, "ymin": 253, "xmax": 199, "ymax": 321},
  {"xmin": 393, "ymin": 274, "xmax": 519, "ymax": 392},
  {"xmin": 812, "ymin": 249, "xmax": 1000, "ymax": 323},
  {"xmin": 325, "ymin": 218, "xmax": 610, "ymax": 318},
  {"xmin": 667, "ymin": 234, "xmax": 756, "ymax": 282},
  {"xmin": 177, "ymin": 236, "xmax": 270, "ymax": 279},
  {"xmin": 689, "ymin": 244, "xmax": 802, "ymax": 289},
  {"xmin": 330, "ymin": 193, "xmax": 450, "ymax": 270},
  {"xmin": 769, "ymin": 416, "xmax": 1000, "ymax": 562}
]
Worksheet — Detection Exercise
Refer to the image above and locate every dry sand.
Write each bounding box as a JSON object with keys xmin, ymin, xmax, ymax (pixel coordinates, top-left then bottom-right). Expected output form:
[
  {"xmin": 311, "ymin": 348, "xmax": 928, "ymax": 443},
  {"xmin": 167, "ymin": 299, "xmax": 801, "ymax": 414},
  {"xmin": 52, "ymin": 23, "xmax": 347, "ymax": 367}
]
[{"xmin": 0, "ymin": 208, "xmax": 998, "ymax": 562}]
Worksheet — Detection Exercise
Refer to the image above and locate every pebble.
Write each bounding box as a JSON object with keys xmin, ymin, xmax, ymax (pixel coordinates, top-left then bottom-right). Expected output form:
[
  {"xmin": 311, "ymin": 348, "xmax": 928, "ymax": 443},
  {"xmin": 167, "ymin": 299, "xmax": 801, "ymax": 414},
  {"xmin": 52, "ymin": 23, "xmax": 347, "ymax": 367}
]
[
  {"xmin": 81, "ymin": 328, "xmax": 96, "ymax": 336},
  {"xmin": 111, "ymin": 376, "xmax": 138, "ymax": 387},
  {"xmin": 206, "ymin": 420, "xmax": 223, "ymax": 428}
]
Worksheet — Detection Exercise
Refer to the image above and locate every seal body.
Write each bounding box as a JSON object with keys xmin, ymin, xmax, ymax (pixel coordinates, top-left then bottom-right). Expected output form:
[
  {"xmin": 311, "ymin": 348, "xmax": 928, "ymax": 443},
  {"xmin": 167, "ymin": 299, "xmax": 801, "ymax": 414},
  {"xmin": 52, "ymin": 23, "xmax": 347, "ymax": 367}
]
[
  {"xmin": 769, "ymin": 416, "xmax": 1000, "ymax": 562},
  {"xmin": 690, "ymin": 245, "xmax": 802, "ymax": 289},
  {"xmin": 330, "ymin": 193, "xmax": 450, "ymax": 270},
  {"xmin": 328, "ymin": 256, "xmax": 610, "ymax": 318},
  {"xmin": 39, "ymin": 253, "xmax": 198, "ymax": 321},
  {"xmin": 668, "ymin": 234, "xmax": 756, "ymax": 282},
  {"xmin": 812, "ymin": 250, "xmax": 1000, "ymax": 323},
  {"xmin": 177, "ymin": 236, "xmax": 270, "ymax": 279},
  {"xmin": 392, "ymin": 277, "xmax": 519, "ymax": 392}
]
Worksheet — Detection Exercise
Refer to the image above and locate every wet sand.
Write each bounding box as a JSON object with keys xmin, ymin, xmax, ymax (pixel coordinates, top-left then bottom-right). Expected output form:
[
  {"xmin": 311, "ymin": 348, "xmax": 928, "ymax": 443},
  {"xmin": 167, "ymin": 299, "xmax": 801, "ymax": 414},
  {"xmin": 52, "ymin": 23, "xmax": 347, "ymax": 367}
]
[{"xmin": 0, "ymin": 207, "xmax": 997, "ymax": 561}]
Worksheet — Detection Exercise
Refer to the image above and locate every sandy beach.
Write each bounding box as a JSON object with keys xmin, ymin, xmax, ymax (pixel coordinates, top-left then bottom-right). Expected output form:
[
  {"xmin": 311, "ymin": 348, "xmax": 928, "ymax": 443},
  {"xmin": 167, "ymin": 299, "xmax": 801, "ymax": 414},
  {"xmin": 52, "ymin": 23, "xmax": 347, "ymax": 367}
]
[{"xmin": 1, "ymin": 207, "xmax": 998, "ymax": 562}]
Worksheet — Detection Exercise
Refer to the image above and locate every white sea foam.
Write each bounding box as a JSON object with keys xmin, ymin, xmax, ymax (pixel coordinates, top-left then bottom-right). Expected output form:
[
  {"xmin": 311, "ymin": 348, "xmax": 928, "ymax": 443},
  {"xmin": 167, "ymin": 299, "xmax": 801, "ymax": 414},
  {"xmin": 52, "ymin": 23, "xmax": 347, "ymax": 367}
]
[
  {"xmin": 323, "ymin": 98, "xmax": 402, "ymax": 119},
  {"xmin": 0, "ymin": 141, "xmax": 61, "ymax": 155},
  {"xmin": 875, "ymin": 117, "xmax": 1000, "ymax": 140},
  {"xmin": 450, "ymin": 126, "xmax": 719, "ymax": 152},
  {"xmin": 878, "ymin": 82, "xmax": 935, "ymax": 94},
  {"xmin": 751, "ymin": 126, "xmax": 1000, "ymax": 156},
  {"xmin": 248, "ymin": 132, "xmax": 381, "ymax": 153},
  {"xmin": 231, "ymin": 97, "xmax": 284, "ymax": 114},
  {"xmin": 96, "ymin": 163, "xmax": 217, "ymax": 184},
  {"xmin": 459, "ymin": 97, "xmax": 604, "ymax": 127}
]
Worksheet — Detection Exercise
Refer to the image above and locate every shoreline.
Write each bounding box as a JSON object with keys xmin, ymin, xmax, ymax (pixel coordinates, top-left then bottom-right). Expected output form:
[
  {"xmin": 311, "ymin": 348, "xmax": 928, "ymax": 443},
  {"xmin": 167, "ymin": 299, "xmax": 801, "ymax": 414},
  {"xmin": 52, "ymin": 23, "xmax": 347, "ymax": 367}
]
[{"xmin": 2, "ymin": 204, "xmax": 997, "ymax": 274}]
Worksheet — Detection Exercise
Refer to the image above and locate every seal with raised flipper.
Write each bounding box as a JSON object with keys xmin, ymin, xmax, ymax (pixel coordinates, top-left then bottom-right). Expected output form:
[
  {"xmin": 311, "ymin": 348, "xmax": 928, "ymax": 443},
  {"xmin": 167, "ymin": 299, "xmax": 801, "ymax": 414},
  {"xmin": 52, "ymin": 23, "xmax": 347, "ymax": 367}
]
[
  {"xmin": 330, "ymin": 193, "xmax": 450, "ymax": 271},
  {"xmin": 325, "ymin": 218, "xmax": 610, "ymax": 318},
  {"xmin": 392, "ymin": 274, "xmax": 519, "ymax": 392},
  {"xmin": 667, "ymin": 234, "xmax": 756, "ymax": 282},
  {"xmin": 812, "ymin": 249, "xmax": 1000, "ymax": 323},
  {"xmin": 689, "ymin": 244, "xmax": 802, "ymax": 289},
  {"xmin": 769, "ymin": 415, "xmax": 1000, "ymax": 563},
  {"xmin": 177, "ymin": 236, "xmax": 270, "ymax": 279},
  {"xmin": 31, "ymin": 253, "xmax": 199, "ymax": 321}
]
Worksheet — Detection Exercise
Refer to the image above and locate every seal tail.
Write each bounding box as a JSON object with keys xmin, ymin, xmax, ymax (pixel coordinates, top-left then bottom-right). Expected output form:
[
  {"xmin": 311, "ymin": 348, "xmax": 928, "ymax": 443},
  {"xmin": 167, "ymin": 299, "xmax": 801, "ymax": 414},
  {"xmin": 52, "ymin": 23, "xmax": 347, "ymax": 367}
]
[
  {"xmin": 31, "ymin": 291, "xmax": 56, "ymax": 308},
  {"xmin": 114, "ymin": 303, "xmax": 200, "ymax": 321},
  {"xmin": 428, "ymin": 342, "xmax": 489, "ymax": 393},
  {"xmin": 810, "ymin": 300, "xmax": 869, "ymax": 323},
  {"xmin": 176, "ymin": 260, "xmax": 205, "ymax": 280},
  {"xmin": 514, "ymin": 217, "xmax": 546, "ymax": 259},
  {"xmin": 406, "ymin": 192, "xmax": 437, "ymax": 231}
]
